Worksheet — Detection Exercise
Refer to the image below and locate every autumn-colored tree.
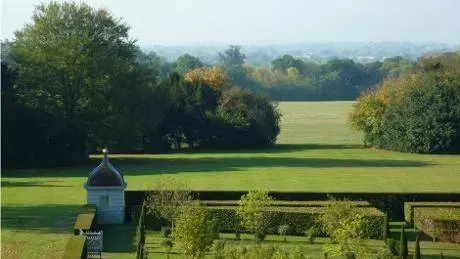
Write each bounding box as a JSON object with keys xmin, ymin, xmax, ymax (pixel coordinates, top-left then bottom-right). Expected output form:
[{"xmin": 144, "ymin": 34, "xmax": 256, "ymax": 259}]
[{"xmin": 184, "ymin": 66, "xmax": 229, "ymax": 91}]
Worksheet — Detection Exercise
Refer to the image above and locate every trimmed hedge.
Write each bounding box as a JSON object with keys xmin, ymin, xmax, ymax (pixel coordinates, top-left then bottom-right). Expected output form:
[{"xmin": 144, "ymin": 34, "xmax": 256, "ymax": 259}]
[
  {"xmin": 414, "ymin": 207, "xmax": 460, "ymax": 243},
  {"xmin": 73, "ymin": 204, "xmax": 96, "ymax": 235},
  {"xmin": 125, "ymin": 190, "xmax": 460, "ymax": 221},
  {"xmin": 404, "ymin": 202, "xmax": 460, "ymax": 226},
  {"xmin": 203, "ymin": 200, "xmax": 371, "ymax": 207},
  {"xmin": 62, "ymin": 235, "xmax": 87, "ymax": 259}
]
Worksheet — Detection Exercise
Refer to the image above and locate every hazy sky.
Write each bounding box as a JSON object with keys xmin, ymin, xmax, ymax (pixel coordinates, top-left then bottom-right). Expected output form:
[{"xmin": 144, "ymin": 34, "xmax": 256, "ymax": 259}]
[{"xmin": 2, "ymin": 0, "xmax": 459, "ymax": 46}]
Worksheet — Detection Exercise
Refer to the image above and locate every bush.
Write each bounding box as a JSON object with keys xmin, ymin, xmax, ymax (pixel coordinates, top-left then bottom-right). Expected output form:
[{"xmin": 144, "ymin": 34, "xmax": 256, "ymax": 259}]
[
  {"xmin": 173, "ymin": 201, "xmax": 215, "ymax": 258},
  {"xmin": 161, "ymin": 226, "xmax": 172, "ymax": 238},
  {"xmin": 304, "ymin": 226, "xmax": 317, "ymax": 244},
  {"xmin": 377, "ymin": 76, "xmax": 460, "ymax": 153},
  {"xmin": 387, "ymin": 238, "xmax": 399, "ymax": 256},
  {"xmin": 213, "ymin": 240, "xmax": 226, "ymax": 259},
  {"xmin": 202, "ymin": 88, "xmax": 281, "ymax": 149},
  {"xmin": 62, "ymin": 235, "xmax": 87, "ymax": 259},
  {"xmin": 237, "ymin": 190, "xmax": 273, "ymax": 243}
]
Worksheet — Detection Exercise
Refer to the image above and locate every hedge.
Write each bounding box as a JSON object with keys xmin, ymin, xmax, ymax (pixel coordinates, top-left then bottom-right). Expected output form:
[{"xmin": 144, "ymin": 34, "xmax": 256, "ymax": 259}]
[
  {"xmin": 203, "ymin": 200, "xmax": 371, "ymax": 207},
  {"xmin": 125, "ymin": 190, "xmax": 460, "ymax": 221},
  {"xmin": 404, "ymin": 202, "xmax": 460, "ymax": 226},
  {"xmin": 207, "ymin": 206, "xmax": 384, "ymax": 239},
  {"xmin": 62, "ymin": 235, "xmax": 87, "ymax": 259},
  {"xmin": 73, "ymin": 204, "xmax": 96, "ymax": 235},
  {"xmin": 414, "ymin": 207, "xmax": 460, "ymax": 243}
]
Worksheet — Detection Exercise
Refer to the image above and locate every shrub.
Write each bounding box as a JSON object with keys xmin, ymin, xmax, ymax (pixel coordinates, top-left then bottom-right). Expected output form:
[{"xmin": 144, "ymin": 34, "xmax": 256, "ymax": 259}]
[
  {"xmin": 414, "ymin": 233, "xmax": 421, "ymax": 259},
  {"xmin": 319, "ymin": 197, "xmax": 369, "ymax": 258},
  {"xmin": 145, "ymin": 177, "xmax": 192, "ymax": 231},
  {"xmin": 237, "ymin": 190, "xmax": 273, "ymax": 243},
  {"xmin": 213, "ymin": 240, "xmax": 226, "ymax": 259},
  {"xmin": 278, "ymin": 224, "xmax": 290, "ymax": 242},
  {"xmin": 399, "ymin": 225, "xmax": 408, "ymax": 259},
  {"xmin": 387, "ymin": 238, "xmax": 399, "ymax": 256},
  {"xmin": 161, "ymin": 226, "xmax": 172, "ymax": 238},
  {"xmin": 173, "ymin": 201, "xmax": 215, "ymax": 258},
  {"xmin": 62, "ymin": 235, "xmax": 87, "ymax": 259},
  {"xmin": 404, "ymin": 202, "xmax": 460, "ymax": 227},
  {"xmin": 304, "ymin": 226, "xmax": 317, "ymax": 244}
]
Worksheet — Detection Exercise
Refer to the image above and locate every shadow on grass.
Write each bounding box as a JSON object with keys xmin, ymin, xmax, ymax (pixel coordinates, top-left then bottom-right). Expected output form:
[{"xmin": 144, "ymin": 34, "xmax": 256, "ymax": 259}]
[
  {"xmin": 1, "ymin": 180, "xmax": 70, "ymax": 188},
  {"xmin": 2, "ymin": 143, "xmax": 434, "ymax": 178},
  {"xmin": 164, "ymin": 143, "xmax": 364, "ymax": 154},
  {"xmin": 1, "ymin": 204, "xmax": 81, "ymax": 233},
  {"xmin": 101, "ymin": 223, "xmax": 136, "ymax": 253}
]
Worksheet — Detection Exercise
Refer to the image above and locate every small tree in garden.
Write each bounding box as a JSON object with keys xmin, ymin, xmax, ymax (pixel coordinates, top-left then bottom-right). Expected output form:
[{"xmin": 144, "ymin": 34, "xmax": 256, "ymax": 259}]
[
  {"xmin": 278, "ymin": 225, "xmax": 290, "ymax": 242},
  {"xmin": 173, "ymin": 201, "xmax": 215, "ymax": 258},
  {"xmin": 237, "ymin": 190, "xmax": 273, "ymax": 243},
  {"xmin": 304, "ymin": 226, "xmax": 317, "ymax": 244},
  {"xmin": 399, "ymin": 225, "xmax": 408, "ymax": 259},
  {"xmin": 414, "ymin": 233, "xmax": 421, "ymax": 259},
  {"xmin": 318, "ymin": 196, "xmax": 368, "ymax": 258},
  {"xmin": 145, "ymin": 177, "xmax": 192, "ymax": 230}
]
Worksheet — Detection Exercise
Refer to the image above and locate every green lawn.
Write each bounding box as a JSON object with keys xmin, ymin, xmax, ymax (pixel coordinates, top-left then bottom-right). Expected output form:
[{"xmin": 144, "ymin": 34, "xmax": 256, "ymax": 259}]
[{"xmin": 2, "ymin": 101, "xmax": 460, "ymax": 258}]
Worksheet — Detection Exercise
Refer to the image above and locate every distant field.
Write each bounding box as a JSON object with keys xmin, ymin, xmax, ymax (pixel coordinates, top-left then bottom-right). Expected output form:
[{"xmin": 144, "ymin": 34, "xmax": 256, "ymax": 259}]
[{"xmin": 2, "ymin": 101, "xmax": 460, "ymax": 258}]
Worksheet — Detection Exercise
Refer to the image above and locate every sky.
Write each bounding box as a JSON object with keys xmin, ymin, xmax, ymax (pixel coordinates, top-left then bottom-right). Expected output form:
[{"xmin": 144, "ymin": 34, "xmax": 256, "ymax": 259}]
[{"xmin": 2, "ymin": 0, "xmax": 460, "ymax": 46}]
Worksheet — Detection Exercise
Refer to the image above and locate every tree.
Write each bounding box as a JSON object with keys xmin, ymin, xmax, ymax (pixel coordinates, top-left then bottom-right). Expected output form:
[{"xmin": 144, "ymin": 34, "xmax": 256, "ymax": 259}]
[
  {"xmin": 399, "ymin": 225, "xmax": 408, "ymax": 259},
  {"xmin": 318, "ymin": 197, "xmax": 368, "ymax": 258},
  {"xmin": 145, "ymin": 177, "xmax": 192, "ymax": 230},
  {"xmin": 10, "ymin": 2, "xmax": 168, "ymax": 153},
  {"xmin": 172, "ymin": 54, "xmax": 203, "ymax": 75},
  {"xmin": 237, "ymin": 190, "xmax": 273, "ymax": 242},
  {"xmin": 413, "ymin": 233, "xmax": 421, "ymax": 259},
  {"xmin": 173, "ymin": 201, "xmax": 215, "ymax": 258},
  {"xmin": 218, "ymin": 45, "xmax": 246, "ymax": 68}
]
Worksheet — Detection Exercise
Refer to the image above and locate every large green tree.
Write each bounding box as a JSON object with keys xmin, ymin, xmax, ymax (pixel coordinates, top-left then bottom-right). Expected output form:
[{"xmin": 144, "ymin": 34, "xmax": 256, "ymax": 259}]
[{"xmin": 11, "ymin": 2, "xmax": 165, "ymax": 153}]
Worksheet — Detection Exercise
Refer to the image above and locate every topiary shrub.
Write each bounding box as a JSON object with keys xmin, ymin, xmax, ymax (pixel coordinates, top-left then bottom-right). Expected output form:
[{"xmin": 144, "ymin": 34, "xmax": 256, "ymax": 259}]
[
  {"xmin": 399, "ymin": 225, "xmax": 408, "ymax": 259},
  {"xmin": 386, "ymin": 238, "xmax": 399, "ymax": 256},
  {"xmin": 159, "ymin": 239, "xmax": 173, "ymax": 258}
]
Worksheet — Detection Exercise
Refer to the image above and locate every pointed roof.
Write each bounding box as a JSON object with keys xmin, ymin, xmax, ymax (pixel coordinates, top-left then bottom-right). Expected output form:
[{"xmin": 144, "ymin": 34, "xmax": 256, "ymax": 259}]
[{"xmin": 85, "ymin": 149, "xmax": 126, "ymax": 187}]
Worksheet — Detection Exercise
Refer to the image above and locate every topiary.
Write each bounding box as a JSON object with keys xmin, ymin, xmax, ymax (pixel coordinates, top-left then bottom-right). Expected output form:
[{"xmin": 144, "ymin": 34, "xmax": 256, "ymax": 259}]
[
  {"xmin": 399, "ymin": 225, "xmax": 408, "ymax": 259},
  {"xmin": 387, "ymin": 238, "xmax": 399, "ymax": 255}
]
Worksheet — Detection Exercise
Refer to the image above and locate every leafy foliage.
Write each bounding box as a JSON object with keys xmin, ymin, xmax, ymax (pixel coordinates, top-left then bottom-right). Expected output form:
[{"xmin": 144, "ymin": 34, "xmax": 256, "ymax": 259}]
[
  {"xmin": 237, "ymin": 190, "xmax": 273, "ymax": 242},
  {"xmin": 349, "ymin": 52, "xmax": 460, "ymax": 154},
  {"xmin": 145, "ymin": 177, "xmax": 192, "ymax": 230},
  {"xmin": 318, "ymin": 197, "xmax": 369, "ymax": 258},
  {"xmin": 173, "ymin": 201, "xmax": 215, "ymax": 258}
]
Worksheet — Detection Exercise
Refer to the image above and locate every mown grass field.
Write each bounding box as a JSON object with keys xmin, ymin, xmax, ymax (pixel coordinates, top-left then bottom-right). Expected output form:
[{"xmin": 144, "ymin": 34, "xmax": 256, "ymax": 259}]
[{"xmin": 2, "ymin": 101, "xmax": 460, "ymax": 258}]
